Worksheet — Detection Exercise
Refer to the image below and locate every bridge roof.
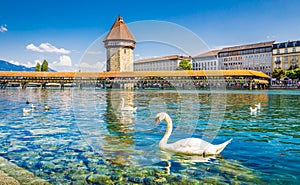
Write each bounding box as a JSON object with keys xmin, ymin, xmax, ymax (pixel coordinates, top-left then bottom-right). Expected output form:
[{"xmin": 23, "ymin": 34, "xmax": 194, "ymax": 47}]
[{"xmin": 0, "ymin": 70, "xmax": 269, "ymax": 78}]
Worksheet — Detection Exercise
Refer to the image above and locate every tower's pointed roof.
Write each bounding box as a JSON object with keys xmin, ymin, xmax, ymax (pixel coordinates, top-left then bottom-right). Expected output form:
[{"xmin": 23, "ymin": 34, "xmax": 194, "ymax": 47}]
[{"xmin": 103, "ymin": 16, "xmax": 135, "ymax": 42}]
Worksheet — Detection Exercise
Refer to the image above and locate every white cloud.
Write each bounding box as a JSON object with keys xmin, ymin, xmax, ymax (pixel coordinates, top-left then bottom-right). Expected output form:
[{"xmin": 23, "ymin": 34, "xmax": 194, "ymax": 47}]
[
  {"xmin": 9, "ymin": 60, "xmax": 20, "ymax": 66},
  {"xmin": 22, "ymin": 60, "xmax": 41, "ymax": 68},
  {"xmin": 26, "ymin": 43, "xmax": 70, "ymax": 54},
  {"xmin": 53, "ymin": 55, "xmax": 72, "ymax": 67},
  {"xmin": 266, "ymin": 35, "xmax": 276, "ymax": 39},
  {"xmin": 0, "ymin": 24, "xmax": 7, "ymax": 32}
]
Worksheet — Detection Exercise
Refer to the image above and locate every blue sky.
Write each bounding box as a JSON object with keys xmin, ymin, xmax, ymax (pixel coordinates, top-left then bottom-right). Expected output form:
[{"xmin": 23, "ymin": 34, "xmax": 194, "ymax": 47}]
[{"xmin": 1, "ymin": 0, "xmax": 300, "ymax": 71}]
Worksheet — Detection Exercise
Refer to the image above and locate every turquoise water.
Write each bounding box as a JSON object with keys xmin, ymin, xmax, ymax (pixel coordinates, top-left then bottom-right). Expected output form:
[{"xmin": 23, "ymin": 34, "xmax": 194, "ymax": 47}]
[{"xmin": 0, "ymin": 88, "xmax": 299, "ymax": 184}]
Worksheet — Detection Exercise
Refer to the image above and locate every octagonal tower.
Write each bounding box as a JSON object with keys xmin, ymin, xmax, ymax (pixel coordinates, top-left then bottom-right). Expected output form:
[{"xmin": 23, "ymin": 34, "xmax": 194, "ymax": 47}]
[{"xmin": 103, "ymin": 16, "xmax": 136, "ymax": 72}]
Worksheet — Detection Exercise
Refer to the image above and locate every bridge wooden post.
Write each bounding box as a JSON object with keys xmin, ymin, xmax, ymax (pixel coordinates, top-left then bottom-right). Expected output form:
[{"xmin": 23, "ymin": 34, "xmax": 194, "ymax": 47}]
[
  {"xmin": 61, "ymin": 83, "xmax": 64, "ymax": 90},
  {"xmin": 21, "ymin": 82, "xmax": 27, "ymax": 89},
  {"xmin": 42, "ymin": 82, "xmax": 46, "ymax": 89},
  {"xmin": 0, "ymin": 83, "xmax": 7, "ymax": 89}
]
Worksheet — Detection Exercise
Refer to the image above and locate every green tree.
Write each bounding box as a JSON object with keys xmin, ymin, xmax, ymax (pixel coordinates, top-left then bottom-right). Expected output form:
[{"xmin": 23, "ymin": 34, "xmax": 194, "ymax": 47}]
[
  {"xmin": 35, "ymin": 62, "xmax": 41, "ymax": 71},
  {"xmin": 288, "ymin": 64, "xmax": 299, "ymax": 70},
  {"xmin": 41, "ymin": 60, "xmax": 49, "ymax": 72},
  {"xmin": 286, "ymin": 70, "xmax": 297, "ymax": 79},
  {"xmin": 272, "ymin": 68, "xmax": 286, "ymax": 80},
  {"xmin": 295, "ymin": 68, "xmax": 300, "ymax": 79},
  {"xmin": 177, "ymin": 60, "xmax": 192, "ymax": 70}
]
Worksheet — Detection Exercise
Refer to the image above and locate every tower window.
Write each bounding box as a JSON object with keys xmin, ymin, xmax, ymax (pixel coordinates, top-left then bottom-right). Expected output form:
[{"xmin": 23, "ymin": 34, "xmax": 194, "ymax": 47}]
[{"xmin": 124, "ymin": 49, "xmax": 126, "ymax": 54}]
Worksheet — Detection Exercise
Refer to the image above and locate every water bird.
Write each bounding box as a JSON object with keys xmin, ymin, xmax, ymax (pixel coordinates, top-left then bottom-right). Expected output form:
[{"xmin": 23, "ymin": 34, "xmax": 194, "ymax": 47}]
[
  {"xmin": 31, "ymin": 104, "xmax": 36, "ymax": 109},
  {"xmin": 23, "ymin": 108, "xmax": 31, "ymax": 114},
  {"xmin": 44, "ymin": 106, "xmax": 50, "ymax": 111},
  {"xmin": 154, "ymin": 112, "xmax": 232, "ymax": 155},
  {"xmin": 121, "ymin": 98, "xmax": 137, "ymax": 112},
  {"xmin": 250, "ymin": 106, "xmax": 257, "ymax": 113},
  {"xmin": 255, "ymin": 103, "xmax": 261, "ymax": 110}
]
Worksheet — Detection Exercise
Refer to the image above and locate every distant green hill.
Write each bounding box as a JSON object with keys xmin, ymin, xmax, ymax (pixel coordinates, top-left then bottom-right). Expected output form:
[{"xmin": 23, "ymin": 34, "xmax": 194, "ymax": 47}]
[{"xmin": 0, "ymin": 60, "xmax": 55, "ymax": 72}]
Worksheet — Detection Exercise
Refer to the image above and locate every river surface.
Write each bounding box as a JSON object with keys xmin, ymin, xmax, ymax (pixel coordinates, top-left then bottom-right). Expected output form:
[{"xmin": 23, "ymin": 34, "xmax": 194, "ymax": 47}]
[{"xmin": 0, "ymin": 88, "xmax": 299, "ymax": 184}]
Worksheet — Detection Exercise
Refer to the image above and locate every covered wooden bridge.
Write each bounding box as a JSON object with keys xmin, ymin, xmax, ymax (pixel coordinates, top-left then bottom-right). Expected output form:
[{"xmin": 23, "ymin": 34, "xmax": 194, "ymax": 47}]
[{"xmin": 0, "ymin": 70, "xmax": 269, "ymax": 89}]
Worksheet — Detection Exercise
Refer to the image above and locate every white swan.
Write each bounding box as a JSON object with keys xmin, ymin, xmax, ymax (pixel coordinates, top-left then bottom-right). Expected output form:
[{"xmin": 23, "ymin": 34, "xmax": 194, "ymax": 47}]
[
  {"xmin": 121, "ymin": 98, "xmax": 137, "ymax": 112},
  {"xmin": 250, "ymin": 106, "xmax": 257, "ymax": 113},
  {"xmin": 44, "ymin": 105, "xmax": 50, "ymax": 111},
  {"xmin": 31, "ymin": 104, "xmax": 36, "ymax": 109},
  {"xmin": 255, "ymin": 103, "xmax": 261, "ymax": 110},
  {"xmin": 155, "ymin": 112, "xmax": 232, "ymax": 156},
  {"xmin": 23, "ymin": 108, "xmax": 31, "ymax": 114}
]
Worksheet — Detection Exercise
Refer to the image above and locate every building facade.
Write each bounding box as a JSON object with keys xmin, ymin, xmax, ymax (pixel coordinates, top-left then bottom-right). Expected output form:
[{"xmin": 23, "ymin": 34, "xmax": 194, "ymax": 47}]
[
  {"xmin": 134, "ymin": 55, "xmax": 191, "ymax": 71},
  {"xmin": 103, "ymin": 16, "xmax": 136, "ymax": 72},
  {"xmin": 272, "ymin": 40, "xmax": 300, "ymax": 69},
  {"xmin": 192, "ymin": 50, "xmax": 219, "ymax": 70},
  {"xmin": 218, "ymin": 41, "xmax": 274, "ymax": 75}
]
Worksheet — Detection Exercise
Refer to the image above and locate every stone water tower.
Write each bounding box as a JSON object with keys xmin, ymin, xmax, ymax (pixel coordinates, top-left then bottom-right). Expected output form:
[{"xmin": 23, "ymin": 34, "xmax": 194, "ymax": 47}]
[{"xmin": 103, "ymin": 16, "xmax": 136, "ymax": 72}]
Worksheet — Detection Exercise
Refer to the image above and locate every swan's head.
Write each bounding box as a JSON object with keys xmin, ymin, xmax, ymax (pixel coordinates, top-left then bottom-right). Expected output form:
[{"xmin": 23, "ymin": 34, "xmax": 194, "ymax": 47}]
[{"xmin": 155, "ymin": 112, "xmax": 168, "ymax": 126}]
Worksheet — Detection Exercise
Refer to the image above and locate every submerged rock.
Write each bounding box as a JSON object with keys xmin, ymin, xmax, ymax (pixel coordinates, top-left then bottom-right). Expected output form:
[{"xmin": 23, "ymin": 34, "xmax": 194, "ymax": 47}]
[{"xmin": 87, "ymin": 174, "xmax": 113, "ymax": 184}]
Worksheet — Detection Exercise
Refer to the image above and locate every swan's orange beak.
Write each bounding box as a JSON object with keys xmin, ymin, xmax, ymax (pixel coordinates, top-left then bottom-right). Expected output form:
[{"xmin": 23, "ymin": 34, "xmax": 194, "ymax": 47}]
[{"xmin": 155, "ymin": 118, "xmax": 160, "ymax": 126}]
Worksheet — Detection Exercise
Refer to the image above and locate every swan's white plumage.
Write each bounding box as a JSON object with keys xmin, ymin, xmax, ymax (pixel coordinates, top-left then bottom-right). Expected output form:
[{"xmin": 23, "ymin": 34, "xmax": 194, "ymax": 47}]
[
  {"xmin": 155, "ymin": 112, "xmax": 232, "ymax": 155},
  {"xmin": 23, "ymin": 108, "xmax": 31, "ymax": 113},
  {"xmin": 31, "ymin": 104, "xmax": 36, "ymax": 109},
  {"xmin": 255, "ymin": 102, "xmax": 261, "ymax": 110},
  {"xmin": 250, "ymin": 106, "xmax": 257, "ymax": 112},
  {"xmin": 44, "ymin": 106, "xmax": 50, "ymax": 111}
]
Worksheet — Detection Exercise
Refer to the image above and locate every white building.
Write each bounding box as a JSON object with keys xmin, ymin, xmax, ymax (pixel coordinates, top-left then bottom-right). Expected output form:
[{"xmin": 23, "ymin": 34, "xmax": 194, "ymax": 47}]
[
  {"xmin": 134, "ymin": 55, "xmax": 191, "ymax": 71},
  {"xmin": 192, "ymin": 50, "xmax": 219, "ymax": 70},
  {"xmin": 218, "ymin": 41, "xmax": 274, "ymax": 75}
]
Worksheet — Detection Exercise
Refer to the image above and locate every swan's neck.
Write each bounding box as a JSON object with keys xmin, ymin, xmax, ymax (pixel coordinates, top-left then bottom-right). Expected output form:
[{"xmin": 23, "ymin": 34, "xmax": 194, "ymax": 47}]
[
  {"xmin": 121, "ymin": 98, "xmax": 124, "ymax": 108},
  {"xmin": 159, "ymin": 114, "xmax": 173, "ymax": 148}
]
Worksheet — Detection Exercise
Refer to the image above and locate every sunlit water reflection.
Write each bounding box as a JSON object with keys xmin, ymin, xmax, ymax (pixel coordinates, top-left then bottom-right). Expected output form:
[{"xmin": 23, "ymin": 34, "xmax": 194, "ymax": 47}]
[{"xmin": 0, "ymin": 89, "xmax": 299, "ymax": 184}]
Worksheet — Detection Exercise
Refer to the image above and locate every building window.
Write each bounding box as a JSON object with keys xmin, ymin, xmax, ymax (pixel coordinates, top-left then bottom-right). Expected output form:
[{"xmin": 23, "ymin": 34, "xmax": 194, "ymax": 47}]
[
  {"xmin": 284, "ymin": 64, "xmax": 288, "ymax": 69},
  {"xmin": 284, "ymin": 48, "xmax": 288, "ymax": 53},
  {"xmin": 293, "ymin": 48, "xmax": 296, "ymax": 52},
  {"xmin": 292, "ymin": 56, "xmax": 297, "ymax": 61},
  {"xmin": 284, "ymin": 56, "xmax": 288, "ymax": 61},
  {"xmin": 277, "ymin": 50, "xmax": 280, "ymax": 54}
]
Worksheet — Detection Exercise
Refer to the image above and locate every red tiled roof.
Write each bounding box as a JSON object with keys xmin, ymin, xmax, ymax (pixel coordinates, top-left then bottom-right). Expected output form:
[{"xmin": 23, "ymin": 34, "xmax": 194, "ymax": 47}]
[
  {"xmin": 103, "ymin": 16, "xmax": 135, "ymax": 42},
  {"xmin": 134, "ymin": 55, "xmax": 191, "ymax": 64},
  {"xmin": 194, "ymin": 50, "xmax": 220, "ymax": 58}
]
